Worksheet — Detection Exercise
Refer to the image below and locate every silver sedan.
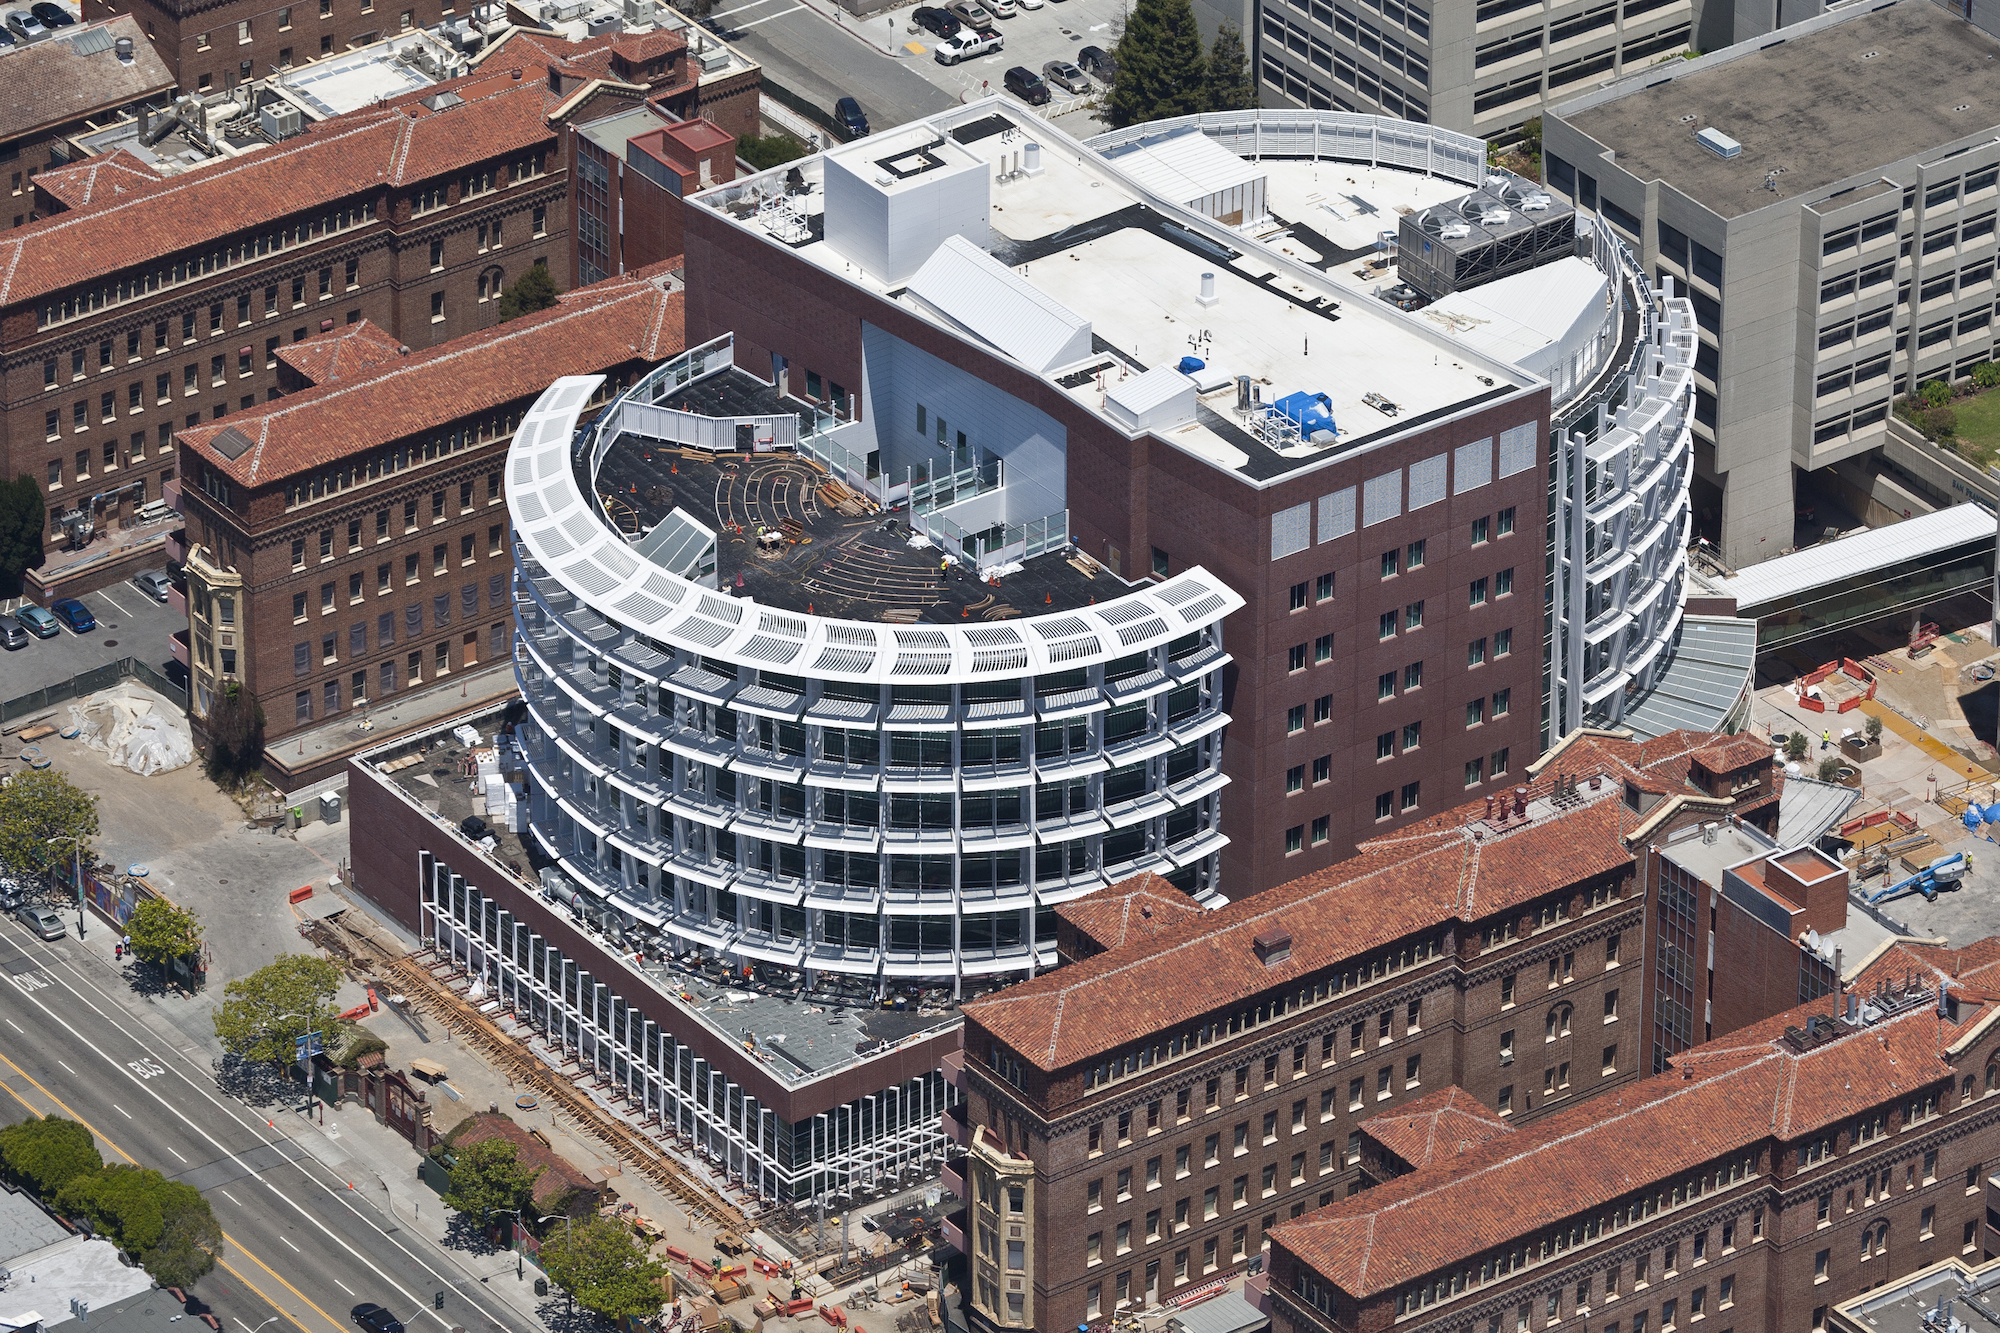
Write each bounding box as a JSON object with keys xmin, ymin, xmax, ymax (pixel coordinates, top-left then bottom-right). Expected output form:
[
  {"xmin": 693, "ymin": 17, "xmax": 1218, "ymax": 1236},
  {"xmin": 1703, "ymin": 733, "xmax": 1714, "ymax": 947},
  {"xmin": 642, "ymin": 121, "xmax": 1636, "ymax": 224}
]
[{"xmin": 1043, "ymin": 59, "xmax": 1091, "ymax": 93}]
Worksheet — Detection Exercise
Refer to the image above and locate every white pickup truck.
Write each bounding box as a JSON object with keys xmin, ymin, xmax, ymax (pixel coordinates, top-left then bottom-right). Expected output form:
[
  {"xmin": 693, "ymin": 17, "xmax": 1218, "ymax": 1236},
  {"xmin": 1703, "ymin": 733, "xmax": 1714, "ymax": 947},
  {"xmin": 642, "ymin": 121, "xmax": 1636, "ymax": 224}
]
[{"xmin": 934, "ymin": 27, "xmax": 1003, "ymax": 62}]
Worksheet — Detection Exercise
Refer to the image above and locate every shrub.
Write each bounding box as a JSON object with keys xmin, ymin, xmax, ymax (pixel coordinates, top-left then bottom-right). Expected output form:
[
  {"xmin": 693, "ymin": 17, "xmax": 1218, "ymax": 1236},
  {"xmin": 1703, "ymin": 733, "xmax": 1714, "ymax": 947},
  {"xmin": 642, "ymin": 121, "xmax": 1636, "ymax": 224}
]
[
  {"xmin": 1784, "ymin": 733, "xmax": 1809, "ymax": 762},
  {"xmin": 1817, "ymin": 756, "xmax": 1843, "ymax": 782},
  {"xmin": 0, "ymin": 1117, "xmax": 102, "ymax": 1197},
  {"xmin": 738, "ymin": 133, "xmax": 808, "ymax": 173},
  {"xmin": 1919, "ymin": 378, "xmax": 1953, "ymax": 408},
  {"xmin": 1974, "ymin": 361, "xmax": 2000, "ymax": 390},
  {"xmin": 1920, "ymin": 406, "xmax": 1959, "ymax": 440}
]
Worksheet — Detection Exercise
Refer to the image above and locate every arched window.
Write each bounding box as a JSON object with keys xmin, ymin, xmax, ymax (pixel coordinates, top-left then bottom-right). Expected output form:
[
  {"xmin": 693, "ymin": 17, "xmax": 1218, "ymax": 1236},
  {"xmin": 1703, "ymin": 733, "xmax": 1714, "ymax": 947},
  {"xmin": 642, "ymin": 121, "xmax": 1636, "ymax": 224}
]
[
  {"xmin": 1986, "ymin": 1061, "xmax": 2000, "ymax": 1094},
  {"xmin": 1546, "ymin": 1003, "xmax": 1573, "ymax": 1041}
]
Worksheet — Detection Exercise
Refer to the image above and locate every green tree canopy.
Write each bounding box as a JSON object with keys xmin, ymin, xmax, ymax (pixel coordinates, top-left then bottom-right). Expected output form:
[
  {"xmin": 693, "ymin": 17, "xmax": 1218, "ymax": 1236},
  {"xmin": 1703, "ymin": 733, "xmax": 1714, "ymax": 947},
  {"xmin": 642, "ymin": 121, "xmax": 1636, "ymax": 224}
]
[
  {"xmin": 740, "ymin": 133, "xmax": 809, "ymax": 172},
  {"xmin": 0, "ymin": 476, "xmax": 46, "ymax": 601},
  {"xmin": 0, "ymin": 1117, "xmax": 102, "ymax": 1198},
  {"xmin": 496, "ymin": 264, "xmax": 560, "ymax": 323},
  {"xmin": 212, "ymin": 954, "xmax": 345, "ymax": 1068},
  {"xmin": 56, "ymin": 1164, "xmax": 206, "ymax": 1256},
  {"xmin": 126, "ymin": 898, "xmax": 203, "ymax": 967},
  {"xmin": 144, "ymin": 1196, "xmax": 223, "ymax": 1288},
  {"xmin": 1107, "ymin": 0, "xmax": 1206, "ymax": 128},
  {"xmin": 441, "ymin": 1137, "xmax": 543, "ymax": 1221},
  {"xmin": 0, "ymin": 769, "xmax": 100, "ymax": 890},
  {"xmin": 1199, "ymin": 22, "xmax": 1255, "ymax": 112},
  {"xmin": 201, "ymin": 681, "xmax": 266, "ymax": 787},
  {"xmin": 538, "ymin": 1215, "xmax": 669, "ymax": 1321}
]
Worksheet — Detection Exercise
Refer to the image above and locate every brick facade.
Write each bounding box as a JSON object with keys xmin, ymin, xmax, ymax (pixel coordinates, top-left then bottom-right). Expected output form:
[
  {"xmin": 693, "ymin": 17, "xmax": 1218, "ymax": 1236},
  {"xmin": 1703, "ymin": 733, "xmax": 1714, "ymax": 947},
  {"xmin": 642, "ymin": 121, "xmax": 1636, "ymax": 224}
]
[
  {"xmin": 680, "ymin": 203, "xmax": 1551, "ymax": 899},
  {"xmin": 1265, "ymin": 939, "xmax": 2000, "ymax": 1333},
  {"xmin": 947, "ymin": 732, "xmax": 1787, "ymax": 1333},
  {"xmin": 173, "ymin": 261, "xmax": 683, "ymax": 741},
  {"xmin": 84, "ymin": 0, "xmax": 447, "ymax": 90}
]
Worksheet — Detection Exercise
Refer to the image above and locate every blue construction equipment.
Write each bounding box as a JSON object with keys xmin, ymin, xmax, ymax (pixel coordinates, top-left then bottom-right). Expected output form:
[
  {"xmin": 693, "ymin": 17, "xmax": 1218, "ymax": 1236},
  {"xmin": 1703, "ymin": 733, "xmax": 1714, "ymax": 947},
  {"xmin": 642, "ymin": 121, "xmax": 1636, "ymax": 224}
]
[
  {"xmin": 1865, "ymin": 851, "xmax": 1968, "ymax": 907},
  {"xmin": 1268, "ymin": 391, "xmax": 1337, "ymax": 440}
]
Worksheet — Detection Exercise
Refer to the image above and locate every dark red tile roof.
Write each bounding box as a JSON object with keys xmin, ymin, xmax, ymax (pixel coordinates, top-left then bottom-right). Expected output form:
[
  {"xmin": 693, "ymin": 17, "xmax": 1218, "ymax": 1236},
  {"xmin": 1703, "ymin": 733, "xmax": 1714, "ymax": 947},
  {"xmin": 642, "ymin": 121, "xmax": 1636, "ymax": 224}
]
[
  {"xmin": 0, "ymin": 52, "xmax": 573, "ymax": 309},
  {"xmin": 1057, "ymin": 873, "xmax": 1206, "ymax": 953},
  {"xmin": 1275, "ymin": 940, "xmax": 2000, "ymax": 1299},
  {"xmin": 178, "ymin": 262, "xmax": 684, "ymax": 486},
  {"xmin": 965, "ymin": 731, "xmax": 1768, "ymax": 1072},
  {"xmin": 1361, "ymin": 1087, "xmax": 1513, "ymax": 1171},
  {"xmin": 33, "ymin": 147, "xmax": 158, "ymax": 210},
  {"xmin": 0, "ymin": 16, "xmax": 174, "ymax": 144},
  {"xmin": 277, "ymin": 319, "xmax": 408, "ymax": 385}
]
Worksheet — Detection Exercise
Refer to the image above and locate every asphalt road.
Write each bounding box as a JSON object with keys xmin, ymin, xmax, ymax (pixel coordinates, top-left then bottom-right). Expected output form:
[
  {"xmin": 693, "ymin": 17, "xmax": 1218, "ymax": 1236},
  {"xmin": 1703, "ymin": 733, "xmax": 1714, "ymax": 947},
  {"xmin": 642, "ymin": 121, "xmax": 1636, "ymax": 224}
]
[
  {"xmin": 0, "ymin": 917, "xmax": 529, "ymax": 1333},
  {"xmin": 705, "ymin": 0, "xmax": 958, "ymax": 133},
  {"xmin": 0, "ymin": 579, "xmax": 184, "ymax": 700}
]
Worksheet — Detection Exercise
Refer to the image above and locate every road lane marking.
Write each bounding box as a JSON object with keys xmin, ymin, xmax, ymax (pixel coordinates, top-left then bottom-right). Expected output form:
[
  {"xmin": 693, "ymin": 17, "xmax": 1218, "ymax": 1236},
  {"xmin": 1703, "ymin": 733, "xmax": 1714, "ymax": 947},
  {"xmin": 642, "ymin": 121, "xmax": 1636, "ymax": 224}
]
[
  {"xmin": 706, "ymin": 0, "xmax": 784, "ymax": 18},
  {"xmin": 281, "ymin": 1236, "xmax": 300, "ymax": 1253},
  {"xmin": 113, "ymin": 1103, "xmax": 131, "ymax": 1118},
  {"xmin": 4, "ymin": 1020, "xmax": 21, "ymax": 1033},
  {"xmin": 730, "ymin": 6, "xmax": 804, "ymax": 25},
  {"xmin": 166, "ymin": 1145, "xmax": 187, "ymax": 1162},
  {"xmin": 335, "ymin": 1281, "xmax": 353, "ymax": 1296},
  {"xmin": 0, "ymin": 922, "xmax": 498, "ymax": 1331},
  {"xmin": 0, "ymin": 1048, "xmax": 135, "ymax": 1162},
  {"xmin": 95, "ymin": 589, "xmax": 131, "ymax": 617},
  {"xmin": 216, "ymin": 1255, "xmax": 321, "ymax": 1333},
  {"xmin": 221, "ymin": 1190, "xmax": 241, "ymax": 1205},
  {"xmin": 57, "ymin": 1060, "xmax": 73, "ymax": 1073},
  {"xmin": 223, "ymin": 1232, "xmax": 346, "ymax": 1333}
]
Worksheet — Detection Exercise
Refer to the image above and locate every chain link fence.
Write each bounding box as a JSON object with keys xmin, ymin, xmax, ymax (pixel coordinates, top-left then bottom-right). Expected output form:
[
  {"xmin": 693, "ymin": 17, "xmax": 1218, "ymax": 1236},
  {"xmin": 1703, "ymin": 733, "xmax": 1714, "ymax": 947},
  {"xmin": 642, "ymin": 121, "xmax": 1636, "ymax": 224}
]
[{"xmin": 0, "ymin": 657, "xmax": 188, "ymax": 725}]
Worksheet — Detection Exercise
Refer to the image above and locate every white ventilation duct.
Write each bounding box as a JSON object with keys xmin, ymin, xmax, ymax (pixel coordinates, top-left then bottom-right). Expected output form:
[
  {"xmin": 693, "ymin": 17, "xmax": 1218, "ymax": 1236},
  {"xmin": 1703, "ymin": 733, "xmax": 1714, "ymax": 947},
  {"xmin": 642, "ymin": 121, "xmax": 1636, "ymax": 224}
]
[
  {"xmin": 1023, "ymin": 142, "xmax": 1043, "ymax": 176},
  {"xmin": 1197, "ymin": 271, "xmax": 1218, "ymax": 307}
]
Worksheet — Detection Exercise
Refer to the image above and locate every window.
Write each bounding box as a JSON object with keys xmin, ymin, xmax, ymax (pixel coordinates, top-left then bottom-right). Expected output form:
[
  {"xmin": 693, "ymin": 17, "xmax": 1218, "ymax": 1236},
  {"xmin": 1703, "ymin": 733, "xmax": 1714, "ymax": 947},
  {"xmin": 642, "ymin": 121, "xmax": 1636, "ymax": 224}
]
[
  {"xmin": 1374, "ymin": 792, "xmax": 1393, "ymax": 820},
  {"xmin": 1814, "ymin": 1249, "xmax": 1829, "ymax": 1281},
  {"xmin": 1469, "ymin": 637, "xmax": 1487, "ymax": 666},
  {"xmin": 1289, "ymin": 580, "xmax": 1309, "ymax": 610},
  {"xmin": 1604, "ymin": 990, "xmax": 1619, "ymax": 1021},
  {"xmin": 1406, "ymin": 539, "xmax": 1425, "ymax": 569},
  {"xmin": 1286, "ymin": 825, "xmax": 1304, "ymax": 854},
  {"xmin": 1496, "ymin": 567, "xmax": 1514, "ymax": 597},
  {"xmin": 1470, "ymin": 577, "xmax": 1488, "ymax": 605},
  {"xmin": 1400, "ymin": 781, "xmax": 1420, "ymax": 811},
  {"xmin": 1316, "ymin": 573, "xmax": 1334, "ymax": 602},
  {"xmin": 1468, "ymin": 698, "xmax": 1486, "ymax": 728},
  {"xmin": 1404, "ymin": 662, "xmax": 1422, "ymax": 691},
  {"xmin": 1314, "ymin": 633, "xmax": 1332, "ymax": 664},
  {"xmin": 1405, "ymin": 600, "xmax": 1424, "ymax": 630},
  {"xmin": 1377, "ymin": 731, "xmax": 1395, "ymax": 760},
  {"xmin": 1287, "ymin": 705, "xmax": 1305, "ymax": 734},
  {"xmin": 1313, "ymin": 756, "xmax": 1330, "ymax": 784},
  {"xmin": 1287, "ymin": 765, "xmax": 1305, "ymax": 794},
  {"xmin": 1402, "ymin": 721, "xmax": 1421, "ymax": 751},
  {"xmin": 1314, "ymin": 695, "xmax": 1331, "ymax": 724},
  {"xmin": 1311, "ymin": 816, "xmax": 1328, "ymax": 845},
  {"xmin": 1498, "ymin": 507, "xmax": 1515, "ymax": 535},
  {"xmin": 1289, "ymin": 644, "xmax": 1307, "ymax": 672},
  {"xmin": 1379, "ymin": 671, "xmax": 1396, "ymax": 700},
  {"xmin": 1471, "ymin": 515, "xmax": 1489, "ymax": 544},
  {"xmin": 1379, "ymin": 610, "xmax": 1397, "ymax": 640},
  {"xmin": 1381, "ymin": 549, "xmax": 1399, "ymax": 578},
  {"xmin": 1466, "ymin": 758, "xmax": 1484, "ymax": 787},
  {"xmin": 430, "ymin": 291, "xmax": 445, "ymax": 322}
]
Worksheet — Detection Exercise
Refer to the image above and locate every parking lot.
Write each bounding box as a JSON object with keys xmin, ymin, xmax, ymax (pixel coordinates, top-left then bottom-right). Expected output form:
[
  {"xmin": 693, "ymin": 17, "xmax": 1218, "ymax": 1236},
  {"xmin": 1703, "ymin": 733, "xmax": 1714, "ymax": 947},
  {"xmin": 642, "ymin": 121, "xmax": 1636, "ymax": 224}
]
[
  {"xmin": 0, "ymin": 578, "xmax": 183, "ymax": 700},
  {"xmin": 891, "ymin": 0, "xmax": 1116, "ymax": 122}
]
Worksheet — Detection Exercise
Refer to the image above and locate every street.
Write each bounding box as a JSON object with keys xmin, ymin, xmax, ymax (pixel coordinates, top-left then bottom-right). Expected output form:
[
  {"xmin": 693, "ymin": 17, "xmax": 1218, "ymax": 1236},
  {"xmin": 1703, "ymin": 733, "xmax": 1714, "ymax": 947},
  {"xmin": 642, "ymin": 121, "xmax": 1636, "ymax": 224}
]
[{"xmin": 0, "ymin": 914, "xmax": 535, "ymax": 1333}]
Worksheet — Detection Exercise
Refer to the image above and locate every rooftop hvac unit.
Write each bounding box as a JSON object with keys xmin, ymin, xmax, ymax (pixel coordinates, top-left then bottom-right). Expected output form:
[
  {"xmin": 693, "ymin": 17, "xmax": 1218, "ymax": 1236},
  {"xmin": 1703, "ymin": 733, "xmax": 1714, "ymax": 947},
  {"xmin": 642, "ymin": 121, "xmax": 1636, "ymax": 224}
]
[
  {"xmin": 699, "ymin": 47, "xmax": 730, "ymax": 70},
  {"xmin": 1398, "ymin": 182, "xmax": 1577, "ymax": 302},
  {"xmin": 622, "ymin": 0, "xmax": 656, "ymax": 23},
  {"xmin": 259, "ymin": 102, "xmax": 304, "ymax": 140},
  {"xmin": 1696, "ymin": 127, "xmax": 1742, "ymax": 159},
  {"xmin": 585, "ymin": 12, "xmax": 623, "ymax": 33}
]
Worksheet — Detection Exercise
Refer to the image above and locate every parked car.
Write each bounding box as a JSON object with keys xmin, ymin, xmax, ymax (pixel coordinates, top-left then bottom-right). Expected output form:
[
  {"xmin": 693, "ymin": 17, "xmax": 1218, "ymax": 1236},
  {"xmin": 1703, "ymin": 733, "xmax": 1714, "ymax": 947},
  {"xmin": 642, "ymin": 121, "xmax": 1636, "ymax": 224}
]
[
  {"xmin": 912, "ymin": 6, "xmax": 960, "ymax": 36},
  {"xmin": 15, "ymin": 906, "xmax": 65, "ymax": 941},
  {"xmin": 29, "ymin": 3, "xmax": 71, "ymax": 26},
  {"xmin": 984, "ymin": 0, "xmax": 1017, "ymax": 16},
  {"xmin": 1043, "ymin": 58, "xmax": 1089, "ymax": 92},
  {"xmin": 0, "ymin": 621, "xmax": 25, "ymax": 651},
  {"xmin": 0, "ymin": 879, "xmax": 27, "ymax": 912},
  {"xmin": 4, "ymin": 11, "xmax": 47, "ymax": 40},
  {"xmin": 934, "ymin": 27, "xmax": 1002, "ymax": 61},
  {"xmin": 50, "ymin": 598, "xmax": 95, "ymax": 632},
  {"xmin": 1076, "ymin": 43, "xmax": 1113, "ymax": 77},
  {"xmin": 133, "ymin": 568, "xmax": 172, "ymax": 602},
  {"xmin": 834, "ymin": 95, "xmax": 870, "ymax": 139},
  {"xmin": 944, "ymin": 0, "xmax": 994, "ymax": 26},
  {"xmin": 15, "ymin": 606, "xmax": 58, "ymax": 639},
  {"xmin": 351, "ymin": 1306, "xmax": 406, "ymax": 1333},
  {"xmin": 1003, "ymin": 64, "xmax": 1050, "ymax": 104},
  {"xmin": 1016, "ymin": 0, "xmax": 1043, "ymax": 10}
]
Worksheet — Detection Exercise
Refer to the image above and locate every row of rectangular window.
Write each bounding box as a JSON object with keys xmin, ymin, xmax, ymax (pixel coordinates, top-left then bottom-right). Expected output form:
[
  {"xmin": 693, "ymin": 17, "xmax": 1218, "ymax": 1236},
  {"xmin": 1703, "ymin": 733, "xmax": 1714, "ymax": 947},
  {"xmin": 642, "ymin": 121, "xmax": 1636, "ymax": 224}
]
[
  {"xmin": 289, "ymin": 480, "xmax": 502, "ymax": 566},
  {"xmin": 291, "ymin": 534, "xmax": 506, "ymax": 619},
  {"xmin": 291, "ymin": 626, "xmax": 504, "ymax": 720},
  {"xmin": 293, "ymin": 579, "xmax": 507, "ymax": 673}
]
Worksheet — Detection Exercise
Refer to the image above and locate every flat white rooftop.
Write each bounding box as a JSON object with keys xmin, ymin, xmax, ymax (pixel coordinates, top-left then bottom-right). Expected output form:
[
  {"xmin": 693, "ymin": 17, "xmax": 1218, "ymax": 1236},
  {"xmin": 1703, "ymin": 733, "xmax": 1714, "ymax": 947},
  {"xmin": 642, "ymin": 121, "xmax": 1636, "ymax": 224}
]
[
  {"xmin": 277, "ymin": 30, "xmax": 463, "ymax": 117},
  {"xmin": 1718, "ymin": 503, "xmax": 1997, "ymax": 612},
  {"xmin": 700, "ymin": 102, "xmax": 1531, "ymax": 486}
]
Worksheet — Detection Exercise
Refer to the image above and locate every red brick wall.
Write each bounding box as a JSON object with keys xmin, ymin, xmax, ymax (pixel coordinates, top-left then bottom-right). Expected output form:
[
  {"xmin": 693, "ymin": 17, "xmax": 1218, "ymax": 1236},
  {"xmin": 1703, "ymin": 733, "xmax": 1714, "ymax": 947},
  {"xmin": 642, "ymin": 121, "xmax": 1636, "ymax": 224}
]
[
  {"xmin": 682, "ymin": 204, "xmax": 1550, "ymax": 899},
  {"xmin": 86, "ymin": 0, "xmax": 449, "ymax": 89}
]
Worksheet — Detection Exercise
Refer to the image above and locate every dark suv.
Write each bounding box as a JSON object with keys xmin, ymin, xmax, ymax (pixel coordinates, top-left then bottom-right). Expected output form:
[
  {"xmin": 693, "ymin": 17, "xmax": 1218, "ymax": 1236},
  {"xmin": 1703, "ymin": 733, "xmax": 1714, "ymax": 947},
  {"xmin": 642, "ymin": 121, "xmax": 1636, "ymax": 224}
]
[
  {"xmin": 1003, "ymin": 64, "xmax": 1049, "ymax": 104},
  {"xmin": 834, "ymin": 95, "xmax": 870, "ymax": 138}
]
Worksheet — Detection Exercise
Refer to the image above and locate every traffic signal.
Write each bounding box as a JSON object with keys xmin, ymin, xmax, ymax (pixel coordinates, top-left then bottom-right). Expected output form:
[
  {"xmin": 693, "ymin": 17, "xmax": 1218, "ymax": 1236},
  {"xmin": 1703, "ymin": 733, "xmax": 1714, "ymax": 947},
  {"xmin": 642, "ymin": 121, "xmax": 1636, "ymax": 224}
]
[{"xmin": 434, "ymin": 1292, "xmax": 445, "ymax": 1311}]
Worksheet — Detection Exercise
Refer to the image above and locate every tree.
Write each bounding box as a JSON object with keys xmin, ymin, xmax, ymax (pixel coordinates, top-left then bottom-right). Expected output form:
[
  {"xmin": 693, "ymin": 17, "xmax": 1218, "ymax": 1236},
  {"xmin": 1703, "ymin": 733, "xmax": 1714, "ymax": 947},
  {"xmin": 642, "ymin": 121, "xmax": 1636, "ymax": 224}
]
[
  {"xmin": 441, "ymin": 1137, "xmax": 543, "ymax": 1222},
  {"xmin": 0, "ymin": 768, "xmax": 100, "ymax": 892},
  {"xmin": 537, "ymin": 1215, "xmax": 669, "ymax": 1321},
  {"xmin": 56, "ymin": 1164, "xmax": 205, "ymax": 1255},
  {"xmin": 1107, "ymin": 0, "xmax": 1206, "ymax": 128},
  {"xmin": 1817, "ymin": 756, "xmax": 1843, "ymax": 782},
  {"xmin": 1784, "ymin": 733, "xmax": 1809, "ymax": 763},
  {"xmin": 201, "ymin": 681, "xmax": 266, "ymax": 787},
  {"xmin": 0, "ymin": 476, "xmax": 46, "ymax": 600},
  {"xmin": 212, "ymin": 954, "xmax": 345, "ymax": 1069},
  {"xmin": 144, "ymin": 1197, "xmax": 223, "ymax": 1288},
  {"xmin": 126, "ymin": 897, "xmax": 203, "ymax": 968},
  {"xmin": 496, "ymin": 264, "xmax": 560, "ymax": 323},
  {"xmin": 0, "ymin": 1117, "xmax": 102, "ymax": 1198},
  {"xmin": 1864, "ymin": 715, "xmax": 1884, "ymax": 744},
  {"xmin": 740, "ymin": 133, "xmax": 809, "ymax": 173},
  {"xmin": 1199, "ymin": 23, "xmax": 1255, "ymax": 112}
]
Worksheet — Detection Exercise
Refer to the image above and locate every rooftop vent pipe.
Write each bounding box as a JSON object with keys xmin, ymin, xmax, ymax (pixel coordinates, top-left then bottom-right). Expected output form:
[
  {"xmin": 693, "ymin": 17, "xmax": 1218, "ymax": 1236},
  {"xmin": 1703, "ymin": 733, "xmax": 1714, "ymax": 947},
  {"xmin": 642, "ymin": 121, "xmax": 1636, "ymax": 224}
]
[
  {"xmin": 1022, "ymin": 141, "xmax": 1042, "ymax": 176},
  {"xmin": 1197, "ymin": 271, "xmax": 1218, "ymax": 307},
  {"xmin": 114, "ymin": 35, "xmax": 134, "ymax": 62}
]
